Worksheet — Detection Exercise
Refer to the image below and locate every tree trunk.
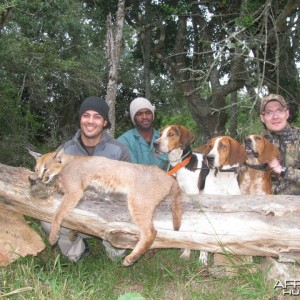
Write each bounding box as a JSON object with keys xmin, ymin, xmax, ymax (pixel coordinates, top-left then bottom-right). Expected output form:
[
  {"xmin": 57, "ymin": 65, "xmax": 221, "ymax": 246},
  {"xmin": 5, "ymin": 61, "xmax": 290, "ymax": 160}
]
[
  {"xmin": 105, "ymin": 0, "xmax": 125, "ymax": 136},
  {"xmin": 1, "ymin": 163, "xmax": 300, "ymax": 264}
]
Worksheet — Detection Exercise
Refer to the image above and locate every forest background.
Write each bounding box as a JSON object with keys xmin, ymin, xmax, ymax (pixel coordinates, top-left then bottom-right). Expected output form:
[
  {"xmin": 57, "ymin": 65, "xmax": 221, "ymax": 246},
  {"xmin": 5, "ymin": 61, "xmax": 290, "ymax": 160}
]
[{"xmin": 1, "ymin": 0, "xmax": 300, "ymax": 168}]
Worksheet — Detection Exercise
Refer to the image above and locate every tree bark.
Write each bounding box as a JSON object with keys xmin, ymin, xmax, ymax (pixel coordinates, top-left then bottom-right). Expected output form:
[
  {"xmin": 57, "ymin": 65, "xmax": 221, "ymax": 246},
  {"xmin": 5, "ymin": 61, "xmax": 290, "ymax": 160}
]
[
  {"xmin": 105, "ymin": 0, "xmax": 125, "ymax": 136},
  {"xmin": 1, "ymin": 162, "xmax": 300, "ymax": 263}
]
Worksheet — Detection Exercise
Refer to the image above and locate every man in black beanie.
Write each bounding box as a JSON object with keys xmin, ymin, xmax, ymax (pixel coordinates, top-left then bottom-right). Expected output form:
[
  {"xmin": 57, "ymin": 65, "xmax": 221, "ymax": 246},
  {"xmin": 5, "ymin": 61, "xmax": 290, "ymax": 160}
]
[
  {"xmin": 79, "ymin": 96, "xmax": 111, "ymax": 128},
  {"xmin": 41, "ymin": 96, "xmax": 130, "ymax": 262}
]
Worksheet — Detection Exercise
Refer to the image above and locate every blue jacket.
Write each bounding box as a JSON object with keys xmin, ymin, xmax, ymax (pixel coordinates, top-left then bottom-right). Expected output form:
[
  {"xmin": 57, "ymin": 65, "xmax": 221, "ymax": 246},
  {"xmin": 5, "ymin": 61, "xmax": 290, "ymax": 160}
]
[
  {"xmin": 117, "ymin": 128, "xmax": 168, "ymax": 169},
  {"xmin": 63, "ymin": 130, "xmax": 131, "ymax": 162}
]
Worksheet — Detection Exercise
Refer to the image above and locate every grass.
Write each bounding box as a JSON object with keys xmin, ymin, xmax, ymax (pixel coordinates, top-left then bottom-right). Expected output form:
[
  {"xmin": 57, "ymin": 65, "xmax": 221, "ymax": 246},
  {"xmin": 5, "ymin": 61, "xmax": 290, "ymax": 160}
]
[{"xmin": 0, "ymin": 222, "xmax": 279, "ymax": 299}]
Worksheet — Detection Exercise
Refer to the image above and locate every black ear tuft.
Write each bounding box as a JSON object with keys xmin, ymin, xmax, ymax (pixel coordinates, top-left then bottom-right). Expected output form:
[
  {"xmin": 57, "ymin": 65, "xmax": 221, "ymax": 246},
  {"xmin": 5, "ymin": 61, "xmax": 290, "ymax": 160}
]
[{"xmin": 27, "ymin": 147, "xmax": 42, "ymax": 159}]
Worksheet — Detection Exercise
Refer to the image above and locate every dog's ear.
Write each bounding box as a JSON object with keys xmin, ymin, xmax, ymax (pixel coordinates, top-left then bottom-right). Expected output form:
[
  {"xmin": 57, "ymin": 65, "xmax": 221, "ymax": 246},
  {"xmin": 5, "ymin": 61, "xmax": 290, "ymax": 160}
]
[
  {"xmin": 177, "ymin": 125, "xmax": 195, "ymax": 149},
  {"xmin": 27, "ymin": 147, "xmax": 42, "ymax": 160},
  {"xmin": 228, "ymin": 138, "xmax": 246, "ymax": 165},
  {"xmin": 260, "ymin": 138, "xmax": 280, "ymax": 162},
  {"xmin": 194, "ymin": 143, "xmax": 209, "ymax": 154}
]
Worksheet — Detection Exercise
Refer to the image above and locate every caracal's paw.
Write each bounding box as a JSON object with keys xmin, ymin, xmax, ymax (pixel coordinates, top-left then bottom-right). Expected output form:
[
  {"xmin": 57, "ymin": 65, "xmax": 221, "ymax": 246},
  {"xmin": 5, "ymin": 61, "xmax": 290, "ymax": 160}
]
[
  {"xmin": 122, "ymin": 254, "xmax": 136, "ymax": 267},
  {"xmin": 48, "ymin": 226, "xmax": 60, "ymax": 245},
  {"xmin": 28, "ymin": 174, "xmax": 39, "ymax": 185}
]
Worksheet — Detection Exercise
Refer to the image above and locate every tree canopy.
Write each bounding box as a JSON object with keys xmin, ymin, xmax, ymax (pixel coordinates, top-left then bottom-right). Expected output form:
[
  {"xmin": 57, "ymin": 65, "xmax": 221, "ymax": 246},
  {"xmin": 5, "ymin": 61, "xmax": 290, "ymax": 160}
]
[{"xmin": 0, "ymin": 0, "xmax": 300, "ymax": 166}]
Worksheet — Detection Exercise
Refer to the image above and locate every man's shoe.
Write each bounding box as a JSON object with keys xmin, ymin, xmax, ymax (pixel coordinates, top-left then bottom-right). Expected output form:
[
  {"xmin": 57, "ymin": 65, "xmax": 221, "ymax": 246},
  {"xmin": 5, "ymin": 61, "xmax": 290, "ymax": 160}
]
[
  {"xmin": 102, "ymin": 240, "xmax": 126, "ymax": 261},
  {"xmin": 78, "ymin": 239, "xmax": 91, "ymax": 261}
]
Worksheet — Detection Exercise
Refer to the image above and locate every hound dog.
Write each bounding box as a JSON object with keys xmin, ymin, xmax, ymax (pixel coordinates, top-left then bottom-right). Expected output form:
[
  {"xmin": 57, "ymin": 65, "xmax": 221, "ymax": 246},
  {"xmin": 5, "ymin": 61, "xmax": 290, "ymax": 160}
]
[
  {"xmin": 153, "ymin": 125, "xmax": 206, "ymax": 194},
  {"xmin": 154, "ymin": 131, "xmax": 247, "ymax": 264},
  {"xmin": 195, "ymin": 136, "xmax": 246, "ymax": 195},
  {"xmin": 194, "ymin": 136, "xmax": 246, "ymax": 266},
  {"xmin": 154, "ymin": 125, "xmax": 208, "ymax": 262},
  {"xmin": 239, "ymin": 134, "xmax": 280, "ymax": 195}
]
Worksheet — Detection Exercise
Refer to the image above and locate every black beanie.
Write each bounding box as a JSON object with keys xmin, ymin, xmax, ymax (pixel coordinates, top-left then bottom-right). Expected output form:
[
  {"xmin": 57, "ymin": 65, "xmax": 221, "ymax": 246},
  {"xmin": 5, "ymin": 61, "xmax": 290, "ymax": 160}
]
[{"xmin": 79, "ymin": 96, "xmax": 111, "ymax": 128}]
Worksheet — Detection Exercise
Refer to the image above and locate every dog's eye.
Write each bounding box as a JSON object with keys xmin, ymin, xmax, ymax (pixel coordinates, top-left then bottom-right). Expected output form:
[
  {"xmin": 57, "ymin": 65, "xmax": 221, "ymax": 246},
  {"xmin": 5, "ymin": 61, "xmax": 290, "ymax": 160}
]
[
  {"xmin": 168, "ymin": 133, "xmax": 174, "ymax": 137},
  {"xmin": 255, "ymin": 136, "xmax": 261, "ymax": 141},
  {"xmin": 219, "ymin": 143, "xmax": 227, "ymax": 151}
]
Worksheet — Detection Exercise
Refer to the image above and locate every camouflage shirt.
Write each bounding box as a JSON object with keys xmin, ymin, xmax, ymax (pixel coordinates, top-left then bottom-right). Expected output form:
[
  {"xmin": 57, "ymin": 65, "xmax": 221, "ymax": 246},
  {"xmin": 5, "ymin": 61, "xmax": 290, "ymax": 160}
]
[{"xmin": 264, "ymin": 124, "xmax": 300, "ymax": 195}]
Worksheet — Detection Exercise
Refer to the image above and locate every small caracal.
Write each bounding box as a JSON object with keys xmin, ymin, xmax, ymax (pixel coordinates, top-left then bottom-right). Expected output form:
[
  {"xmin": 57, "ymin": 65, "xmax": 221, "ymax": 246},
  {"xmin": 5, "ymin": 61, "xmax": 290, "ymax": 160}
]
[{"xmin": 29, "ymin": 148, "xmax": 182, "ymax": 266}]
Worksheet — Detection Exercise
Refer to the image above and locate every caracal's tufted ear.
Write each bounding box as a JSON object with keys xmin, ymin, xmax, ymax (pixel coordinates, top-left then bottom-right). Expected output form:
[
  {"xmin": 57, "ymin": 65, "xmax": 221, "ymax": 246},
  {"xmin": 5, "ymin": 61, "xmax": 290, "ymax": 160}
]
[
  {"xmin": 27, "ymin": 147, "xmax": 42, "ymax": 160},
  {"xmin": 176, "ymin": 125, "xmax": 195, "ymax": 149},
  {"xmin": 53, "ymin": 146, "xmax": 65, "ymax": 163},
  {"xmin": 260, "ymin": 137, "xmax": 280, "ymax": 163},
  {"xmin": 228, "ymin": 137, "xmax": 246, "ymax": 165}
]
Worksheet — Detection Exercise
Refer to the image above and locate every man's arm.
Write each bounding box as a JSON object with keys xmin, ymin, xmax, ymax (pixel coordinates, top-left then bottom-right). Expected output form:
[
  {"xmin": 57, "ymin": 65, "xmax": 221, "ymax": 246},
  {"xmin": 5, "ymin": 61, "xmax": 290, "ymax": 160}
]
[{"xmin": 117, "ymin": 133, "xmax": 137, "ymax": 163}]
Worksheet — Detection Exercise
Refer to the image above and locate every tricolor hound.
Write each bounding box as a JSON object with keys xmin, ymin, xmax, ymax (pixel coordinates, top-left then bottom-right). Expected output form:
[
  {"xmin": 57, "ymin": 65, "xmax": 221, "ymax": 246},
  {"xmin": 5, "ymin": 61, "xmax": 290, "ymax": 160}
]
[
  {"xmin": 239, "ymin": 134, "xmax": 280, "ymax": 195},
  {"xmin": 153, "ymin": 125, "xmax": 206, "ymax": 194},
  {"xmin": 153, "ymin": 125, "xmax": 208, "ymax": 262}
]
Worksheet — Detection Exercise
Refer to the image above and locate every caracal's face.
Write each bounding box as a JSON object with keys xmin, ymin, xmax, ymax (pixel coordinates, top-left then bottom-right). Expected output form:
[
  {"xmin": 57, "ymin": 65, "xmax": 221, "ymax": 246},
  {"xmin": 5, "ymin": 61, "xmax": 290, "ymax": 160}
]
[
  {"xmin": 80, "ymin": 110, "xmax": 107, "ymax": 141},
  {"xmin": 35, "ymin": 153, "xmax": 62, "ymax": 183}
]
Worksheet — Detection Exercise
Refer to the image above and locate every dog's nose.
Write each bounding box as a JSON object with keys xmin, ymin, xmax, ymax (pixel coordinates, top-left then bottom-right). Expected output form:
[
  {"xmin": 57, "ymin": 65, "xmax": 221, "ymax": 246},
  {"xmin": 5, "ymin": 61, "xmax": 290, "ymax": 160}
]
[
  {"xmin": 206, "ymin": 155, "xmax": 215, "ymax": 166},
  {"xmin": 244, "ymin": 138, "xmax": 252, "ymax": 148},
  {"xmin": 153, "ymin": 141, "xmax": 159, "ymax": 148}
]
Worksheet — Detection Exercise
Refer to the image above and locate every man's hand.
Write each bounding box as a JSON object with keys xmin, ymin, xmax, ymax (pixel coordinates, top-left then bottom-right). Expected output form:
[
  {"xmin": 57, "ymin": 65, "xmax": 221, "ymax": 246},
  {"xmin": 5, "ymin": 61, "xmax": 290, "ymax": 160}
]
[{"xmin": 268, "ymin": 157, "xmax": 282, "ymax": 174}]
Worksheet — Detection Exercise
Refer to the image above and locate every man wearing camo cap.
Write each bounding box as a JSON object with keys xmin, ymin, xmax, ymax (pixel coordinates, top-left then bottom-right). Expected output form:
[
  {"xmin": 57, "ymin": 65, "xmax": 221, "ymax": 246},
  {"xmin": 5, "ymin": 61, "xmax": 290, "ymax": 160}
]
[{"xmin": 260, "ymin": 93, "xmax": 300, "ymax": 195}]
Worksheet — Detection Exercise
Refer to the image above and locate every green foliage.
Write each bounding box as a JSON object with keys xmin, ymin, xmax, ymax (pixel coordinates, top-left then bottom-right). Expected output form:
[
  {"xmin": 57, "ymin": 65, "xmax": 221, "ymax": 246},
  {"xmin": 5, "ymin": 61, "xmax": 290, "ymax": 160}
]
[
  {"xmin": 0, "ymin": 0, "xmax": 17, "ymax": 13},
  {"xmin": 235, "ymin": 15, "xmax": 255, "ymax": 28},
  {"xmin": 159, "ymin": 112, "xmax": 197, "ymax": 133},
  {"xmin": 235, "ymin": 0, "xmax": 261, "ymax": 28},
  {"xmin": 292, "ymin": 111, "xmax": 300, "ymax": 128},
  {"xmin": 0, "ymin": 0, "xmax": 110, "ymax": 165},
  {"xmin": 0, "ymin": 0, "xmax": 299, "ymax": 166},
  {"xmin": 224, "ymin": 95, "xmax": 264, "ymax": 142}
]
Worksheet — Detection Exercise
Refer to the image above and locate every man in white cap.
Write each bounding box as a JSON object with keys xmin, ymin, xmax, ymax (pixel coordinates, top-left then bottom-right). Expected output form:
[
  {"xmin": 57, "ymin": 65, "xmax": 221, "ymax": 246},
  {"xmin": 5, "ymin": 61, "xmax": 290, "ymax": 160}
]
[{"xmin": 118, "ymin": 97, "xmax": 168, "ymax": 169}]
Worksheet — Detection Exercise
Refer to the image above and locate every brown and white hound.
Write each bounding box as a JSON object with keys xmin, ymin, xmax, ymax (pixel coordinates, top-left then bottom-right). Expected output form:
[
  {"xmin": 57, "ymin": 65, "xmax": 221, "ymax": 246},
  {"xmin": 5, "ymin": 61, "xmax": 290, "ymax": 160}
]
[
  {"xmin": 195, "ymin": 136, "xmax": 246, "ymax": 195},
  {"xmin": 193, "ymin": 136, "xmax": 246, "ymax": 266},
  {"xmin": 239, "ymin": 134, "xmax": 280, "ymax": 195}
]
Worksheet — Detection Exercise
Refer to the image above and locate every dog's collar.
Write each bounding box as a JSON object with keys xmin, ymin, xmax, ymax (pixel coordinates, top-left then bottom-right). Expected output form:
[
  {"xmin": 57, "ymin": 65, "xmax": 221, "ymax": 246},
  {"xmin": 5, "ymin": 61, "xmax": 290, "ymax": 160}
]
[
  {"xmin": 217, "ymin": 167, "xmax": 239, "ymax": 173},
  {"xmin": 245, "ymin": 162, "xmax": 269, "ymax": 171},
  {"xmin": 167, "ymin": 156, "xmax": 192, "ymax": 176}
]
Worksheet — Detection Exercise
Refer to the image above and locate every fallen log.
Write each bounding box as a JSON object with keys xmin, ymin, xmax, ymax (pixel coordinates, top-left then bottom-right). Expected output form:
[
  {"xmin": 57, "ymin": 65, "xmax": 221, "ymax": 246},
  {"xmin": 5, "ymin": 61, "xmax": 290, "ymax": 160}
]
[
  {"xmin": 0, "ymin": 209, "xmax": 45, "ymax": 266},
  {"xmin": 0, "ymin": 162, "xmax": 300, "ymax": 263}
]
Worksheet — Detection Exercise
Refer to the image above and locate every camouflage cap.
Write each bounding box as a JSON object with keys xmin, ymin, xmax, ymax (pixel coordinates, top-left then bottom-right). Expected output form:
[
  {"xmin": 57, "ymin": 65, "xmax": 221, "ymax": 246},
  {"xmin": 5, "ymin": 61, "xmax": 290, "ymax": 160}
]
[{"xmin": 260, "ymin": 94, "xmax": 287, "ymax": 114}]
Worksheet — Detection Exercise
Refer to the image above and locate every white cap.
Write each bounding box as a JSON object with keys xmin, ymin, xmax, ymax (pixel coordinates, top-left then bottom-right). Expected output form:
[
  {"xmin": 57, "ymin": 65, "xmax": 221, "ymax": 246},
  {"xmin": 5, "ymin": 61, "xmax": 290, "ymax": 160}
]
[{"xmin": 130, "ymin": 97, "xmax": 155, "ymax": 124}]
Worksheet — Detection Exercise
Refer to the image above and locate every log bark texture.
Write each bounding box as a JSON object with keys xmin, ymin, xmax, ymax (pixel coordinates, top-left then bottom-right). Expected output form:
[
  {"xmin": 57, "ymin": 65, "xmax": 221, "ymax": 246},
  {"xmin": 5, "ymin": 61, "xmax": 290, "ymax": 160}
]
[{"xmin": 0, "ymin": 163, "xmax": 300, "ymax": 263}]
